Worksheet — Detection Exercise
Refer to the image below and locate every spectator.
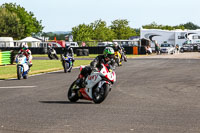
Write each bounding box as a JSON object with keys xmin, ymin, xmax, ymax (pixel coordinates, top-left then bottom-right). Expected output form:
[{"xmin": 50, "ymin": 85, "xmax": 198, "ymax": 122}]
[
  {"xmin": 176, "ymin": 44, "xmax": 179, "ymax": 54},
  {"xmin": 154, "ymin": 40, "xmax": 160, "ymax": 55}
]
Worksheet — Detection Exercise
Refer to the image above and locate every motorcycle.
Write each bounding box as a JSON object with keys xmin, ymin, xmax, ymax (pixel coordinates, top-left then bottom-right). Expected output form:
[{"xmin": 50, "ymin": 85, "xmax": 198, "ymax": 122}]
[
  {"xmin": 121, "ymin": 50, "xmax": 127, "ymax": 62},
  {"xmin": 68, "ymin": 63, "xmax": 116, "ymax": 104},
  {"xmin": 15, "ymin": 54, "xmax": 29, "ymax": 80},
  {"xmin": 61, "ymin": 55, "xmax": 73, "ymax": 73},
  {"xmin": 114, "ymin": 51, "xmax": 122, "ymax": 66},
  {"xmin": 47, "ymin": 47, "xmax": 59, "ymax": 60}
]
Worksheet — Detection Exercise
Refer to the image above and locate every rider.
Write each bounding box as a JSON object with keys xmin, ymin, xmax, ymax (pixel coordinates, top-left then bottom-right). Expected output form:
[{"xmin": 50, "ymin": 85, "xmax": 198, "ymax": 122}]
[
  {"xmin": 113, "ymin": 42, "xmax": 122, "ymax": 54},
  {"xmin": 75, "ymin": 47, "xmax": 115, "ymax": 88},
  {"xmin": 63, "ymin": 43, "xmax": 74, "ymax": 62},
  {"xmin": 18, "ymin": 44, "xmax": 32, "ymax": 68}
]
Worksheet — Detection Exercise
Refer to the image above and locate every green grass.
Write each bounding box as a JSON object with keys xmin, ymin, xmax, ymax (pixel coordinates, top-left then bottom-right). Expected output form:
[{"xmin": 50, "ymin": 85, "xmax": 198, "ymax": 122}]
[
  {"xmin": 32, "ymin": 54, "xmax": 98, "ymax": 58},
  {"xmin": 33, "ymin": 54, "xmax": 150, "ymax": 58},
  {"xmin": 0, "ymin": 60, "xmax": 91, "ymax": 79}
]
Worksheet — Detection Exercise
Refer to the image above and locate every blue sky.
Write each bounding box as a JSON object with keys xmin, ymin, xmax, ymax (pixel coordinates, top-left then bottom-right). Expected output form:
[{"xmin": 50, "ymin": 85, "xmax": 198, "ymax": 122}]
[{"xmin": 0, "ymin": 0, "xmax": 200, "ymax": 32}]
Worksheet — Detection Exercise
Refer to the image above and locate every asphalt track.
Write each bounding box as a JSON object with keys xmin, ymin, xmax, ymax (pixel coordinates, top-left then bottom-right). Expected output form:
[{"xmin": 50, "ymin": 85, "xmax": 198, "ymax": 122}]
[{"xmin": 1, "ymin": 56, "xmax": 200, "ymax": 133}]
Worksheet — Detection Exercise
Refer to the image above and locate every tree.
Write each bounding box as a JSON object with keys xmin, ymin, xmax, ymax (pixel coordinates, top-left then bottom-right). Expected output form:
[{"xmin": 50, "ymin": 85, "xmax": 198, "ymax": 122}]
[
  {"xmin": 180, "ymin": 22, "xmax": 200, "ymax": 30},
  {"xmin": 0, "ymin": 8, "xmax": 24, "ymax": 39},
  {"xmin": 142, "ymin": 22, "xmax": 185, "ymax": 30},
  {"xmin": 72, "ymin": 24, "xmax": 93, "ymax": 42},
  {"xmin": 110, "ymin": 19, "xmax": 137, "ymax": 39},
  {"xmin": 1, "ymin": 3, "xmax": 43, "ymax": 39},
  {"xmin": 91, "ymin": 19, "xmax": 115, "ymax": 41}
]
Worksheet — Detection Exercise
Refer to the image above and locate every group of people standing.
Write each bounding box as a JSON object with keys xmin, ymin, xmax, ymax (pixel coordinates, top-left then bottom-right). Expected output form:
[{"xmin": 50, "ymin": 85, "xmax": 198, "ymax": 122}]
[{"xmin": 145, "ymin": 40, "xmax": 180, "ymax": 55}]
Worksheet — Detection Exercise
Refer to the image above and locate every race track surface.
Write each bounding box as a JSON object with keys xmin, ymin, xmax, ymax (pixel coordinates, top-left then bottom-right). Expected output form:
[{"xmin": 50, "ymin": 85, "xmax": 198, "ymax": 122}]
[{"xmin": 1, "ymin": 54, "xmax": 200, "ymax": 133}]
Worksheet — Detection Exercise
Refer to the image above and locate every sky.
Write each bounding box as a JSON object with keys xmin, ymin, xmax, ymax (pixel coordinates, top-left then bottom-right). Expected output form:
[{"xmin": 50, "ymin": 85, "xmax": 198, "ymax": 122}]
[{"xmin": 0, "ymin": 0, "xmax": 200, "ymax": 32}]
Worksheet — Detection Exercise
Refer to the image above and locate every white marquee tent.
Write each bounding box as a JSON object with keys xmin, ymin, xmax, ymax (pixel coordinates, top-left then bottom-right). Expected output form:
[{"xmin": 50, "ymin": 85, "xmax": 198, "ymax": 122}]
[{"xmin": 19, "ymin": 37, "xmax": 41, "ymax": 47}]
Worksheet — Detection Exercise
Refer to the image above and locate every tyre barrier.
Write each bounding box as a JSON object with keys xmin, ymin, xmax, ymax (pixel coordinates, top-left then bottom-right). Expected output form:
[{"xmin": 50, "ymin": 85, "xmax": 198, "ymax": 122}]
[
  {"xmin": 76, "ymin": 49, "xmax": 89, "ymax": 56},
  {"xmin": 0, "ymin": 51, "xmax": 11, "ymax": 65}
]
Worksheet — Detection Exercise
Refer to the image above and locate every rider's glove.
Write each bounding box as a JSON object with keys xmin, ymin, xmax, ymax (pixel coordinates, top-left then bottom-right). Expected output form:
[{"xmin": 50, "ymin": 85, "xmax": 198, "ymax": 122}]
[
  {"xmin": 109, "ymin": 69, "xmax": 112, "ymax": 72},
  {"xmin": 92, "ymin": 67, "xmax": 98, "ymax": 72}
]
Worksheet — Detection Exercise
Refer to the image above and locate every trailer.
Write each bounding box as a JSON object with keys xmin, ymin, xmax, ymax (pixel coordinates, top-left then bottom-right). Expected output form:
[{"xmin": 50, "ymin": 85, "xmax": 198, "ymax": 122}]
[{"xmin": 140, "ymin": 29, "xmax": 200, "ymax": 47}]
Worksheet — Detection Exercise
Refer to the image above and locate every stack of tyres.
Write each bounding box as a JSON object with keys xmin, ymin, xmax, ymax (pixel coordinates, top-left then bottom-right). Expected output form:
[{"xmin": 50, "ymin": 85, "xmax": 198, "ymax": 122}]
[
  {"xmin": 83, "ymin": 49, "xmax": 89, "ymax": 56},
  {"xmin": 76, "ymin": 49, "xmax": 89, "ymax": 56},
  {"xmin": 76, "ymin": 49, "xmax": 83, "ymax": 56},
  {"xmin": 0, "ymin": 51, "xmax": 1, "ymax": 65},
  {"xmin": 0, "ymin": 51, "xmax": 11, "ymax": 65}
]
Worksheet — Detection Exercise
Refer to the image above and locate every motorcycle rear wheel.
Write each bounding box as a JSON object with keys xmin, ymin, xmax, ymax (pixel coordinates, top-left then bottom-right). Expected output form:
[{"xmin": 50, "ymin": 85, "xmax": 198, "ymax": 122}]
[
  {"xmin": 68, "ymin": 81, "xmax": 79, "ymax": 102},
  {"xmin": 92, "ymin": 83, "xmax": 110, "ymax": 104}
]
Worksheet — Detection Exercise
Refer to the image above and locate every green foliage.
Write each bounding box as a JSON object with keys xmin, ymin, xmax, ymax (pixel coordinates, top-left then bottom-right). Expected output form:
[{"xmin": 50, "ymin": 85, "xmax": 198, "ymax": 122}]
[
  {"xmin": 179, "ymin": 22, "xmax": 200, "ymax": 30},
  {"xmin": 0, "ymin": 8, "xmax": 24, "ymax": 39},
  {"xmin": 0, "ymin": 3, "xmax": 43, "ymax": 39},
  {"xmin": 142, "ymin": 21, "xmax": 190, "ymax": 30},
  {"xmin": 110, "ymin": 19, "xmax": 137, "ymax": 39},
  {"xmin": 72, "ymin": 23, "xmax": 93, "ymax": 42},
  {"xmin": 72, "ymin": 19, "xmax": 137, "ymax": 41},
  {"xmin": 91, "ymin": 19, "xmax": 115, "ymax": 41}
]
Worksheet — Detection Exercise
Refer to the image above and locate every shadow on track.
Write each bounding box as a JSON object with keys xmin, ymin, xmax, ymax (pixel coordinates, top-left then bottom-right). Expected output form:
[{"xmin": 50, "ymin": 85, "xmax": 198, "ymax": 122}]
[
  {"xmin": 0, "ymin": 78, "xmax": 18, "ymax": 81},
  {"xmin": 39, "ymin": 101, "xmax": 92, "ymax": 104}
]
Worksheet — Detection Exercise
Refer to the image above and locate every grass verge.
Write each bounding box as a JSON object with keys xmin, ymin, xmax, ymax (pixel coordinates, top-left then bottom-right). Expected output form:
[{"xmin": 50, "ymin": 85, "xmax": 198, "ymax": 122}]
[
  {"xmin": 33, "ymin": 54, "xmax": 150, "ymax": 58},
  {"xmin": 0, "ymin": 60, "xmax": 91, "ymax": 79}
]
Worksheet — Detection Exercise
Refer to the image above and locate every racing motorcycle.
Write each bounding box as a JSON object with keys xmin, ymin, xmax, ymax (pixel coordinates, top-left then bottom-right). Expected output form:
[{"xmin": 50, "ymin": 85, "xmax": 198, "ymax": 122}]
[
  {"xmin": 121, "ymin": 49, "xmax": 127, "ymax": 62},
  {"xmin": 15, "ymin": 54, "xmax": 29, "ymax": 80},
  {"xmin": 68, "ymin": 63, "xmax": 116, "ymax": 104},
  {"xmin": 47, "ymin": 47, "xmax": 59, "ymax": 60},
  {"xmin": 61, "ymin": 54, "xmax": 73, "ymax": 73},
  {"xmin": 114, "ymin": 51, "xmax": 122, "ymax": 66}
]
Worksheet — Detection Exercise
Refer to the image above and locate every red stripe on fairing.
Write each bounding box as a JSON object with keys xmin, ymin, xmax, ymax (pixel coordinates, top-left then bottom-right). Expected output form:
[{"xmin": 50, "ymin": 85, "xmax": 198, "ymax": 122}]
[
  {"xmin": 79, "ymin": 88, "xmax": 92, "ymax": 100},
  {"xmin": 105, "ymin": 74, "xmax": 114, "ymax": 82},
  {"xmin": 102, "ymin": 64, "xmax": 109, "ymax": 73}
]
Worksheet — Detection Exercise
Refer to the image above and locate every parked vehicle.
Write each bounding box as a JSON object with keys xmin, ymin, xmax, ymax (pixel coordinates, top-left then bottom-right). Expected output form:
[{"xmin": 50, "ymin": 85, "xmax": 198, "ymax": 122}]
[
  {"xmin": 98, "ymin": 42, "xmax": 113, "ymax": 47},
  {"xmin": 68, "ymin": 63, "xmax": 116, "ymax": 104},
  {"xmin": 61, "ymin": 55, "xmax": 73, "ymax": 73},
  {"xmin": 160, "ymin": 43, "xmax": 175, "ymax": 54},
  {"xmin": 65, "ymin": 42, "xmax": 79, "ymax": 47},
  {"xmin": 15, "ymin": 54, "xmax": 29, "ymax": 80},
  {"xmin": 47, "ymin": 47, "xmax": 59, "ymax": 60}
]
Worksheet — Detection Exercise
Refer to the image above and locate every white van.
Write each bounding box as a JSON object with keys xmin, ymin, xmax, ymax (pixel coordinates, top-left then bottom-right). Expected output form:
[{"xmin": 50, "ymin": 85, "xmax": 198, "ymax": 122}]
[
  {"xmin": 66, "ymin": 42, "xmax": 79, "ymax": 47},
  {"xmin": 0, "ymin": 37, "xmax": 14, "ymax": 47}
]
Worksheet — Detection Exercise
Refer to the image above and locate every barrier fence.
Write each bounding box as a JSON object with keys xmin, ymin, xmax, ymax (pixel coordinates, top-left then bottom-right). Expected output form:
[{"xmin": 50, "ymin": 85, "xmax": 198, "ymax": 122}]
[
  {"xmin": 0, "ymin": 46, "xmax": 142, "ymax": 55},
  {"xmin": 0, "ymin": 51, "xmax": 11, "ymax": 65}
]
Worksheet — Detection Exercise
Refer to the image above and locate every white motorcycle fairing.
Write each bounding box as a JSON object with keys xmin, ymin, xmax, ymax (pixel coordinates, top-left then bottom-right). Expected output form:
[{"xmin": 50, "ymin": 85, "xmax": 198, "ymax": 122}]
[{"xmin": 79, "ymin": 64, "xmax": 116, "ymax": 100}]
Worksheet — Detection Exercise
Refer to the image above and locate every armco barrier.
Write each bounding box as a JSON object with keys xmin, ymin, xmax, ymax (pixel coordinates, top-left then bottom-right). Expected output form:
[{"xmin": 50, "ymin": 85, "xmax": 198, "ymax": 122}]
[
  {"xmin": 0, "ymin": 46, "xmax": 135, "ymax": 55},
  {"xmin": 0, "ymin": 51, "xmax": 11, "ymax": 65}
]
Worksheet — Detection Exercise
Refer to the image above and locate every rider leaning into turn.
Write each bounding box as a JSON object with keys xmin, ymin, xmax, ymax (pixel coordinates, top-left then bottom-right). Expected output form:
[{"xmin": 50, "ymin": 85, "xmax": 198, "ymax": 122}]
[
  {"xmin": 75, "ymin": 47, "xmax": 115, "ymax": 88},
  {"xmin": 18, "ymin": 44, "xmax": 33, "ymax": 68},
  {"xmin": 113, "ymin": 42, "xmax": 123, "ymax": 54},
  {"xmin": 113, "ymin": 42, "xmax": 127, "ymax": 62}
]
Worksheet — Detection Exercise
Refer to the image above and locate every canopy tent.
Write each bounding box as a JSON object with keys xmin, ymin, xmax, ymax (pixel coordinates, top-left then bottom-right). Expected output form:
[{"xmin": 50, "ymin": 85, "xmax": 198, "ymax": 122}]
[{"xmin": 19, "ymin": 37, "xmax": 41, "ymax": 47}]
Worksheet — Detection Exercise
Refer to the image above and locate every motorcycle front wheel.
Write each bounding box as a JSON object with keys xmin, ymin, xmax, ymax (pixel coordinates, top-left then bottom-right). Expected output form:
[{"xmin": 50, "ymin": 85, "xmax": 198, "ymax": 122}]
[
  {"xmin": 92, "ymin": 83, "xmax": 110, "ymax": 104},
  {"xmin": 68, "ymin": 81, "xmax": 79, "ymax": 102},
  {"xmin": 54, "ymin": 54, "xmax": 59, "ymax": 60},
  {"xmin": 17, "ymin": 65, "xmax": 22, "ymax": 80},
  {"xmin": 63, "ymin": 62, "xmax": 69, "ymax": 73}
]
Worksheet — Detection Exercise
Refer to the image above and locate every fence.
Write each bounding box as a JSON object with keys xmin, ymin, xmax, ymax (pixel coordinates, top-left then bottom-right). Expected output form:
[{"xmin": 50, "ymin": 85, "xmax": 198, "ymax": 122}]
[{"xmin": 0, "ymin": 51, "xmax": 11, "ymax": 65}]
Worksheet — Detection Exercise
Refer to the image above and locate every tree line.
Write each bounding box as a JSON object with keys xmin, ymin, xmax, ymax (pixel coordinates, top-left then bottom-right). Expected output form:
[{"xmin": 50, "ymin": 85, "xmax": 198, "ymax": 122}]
[
  {"xmin": 0, "ymin": 3, "xmax": 200, "ymax": 41},
  {"xmin": 0, "ymin": 3, "xmax": 43, "ymax": 39}
]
